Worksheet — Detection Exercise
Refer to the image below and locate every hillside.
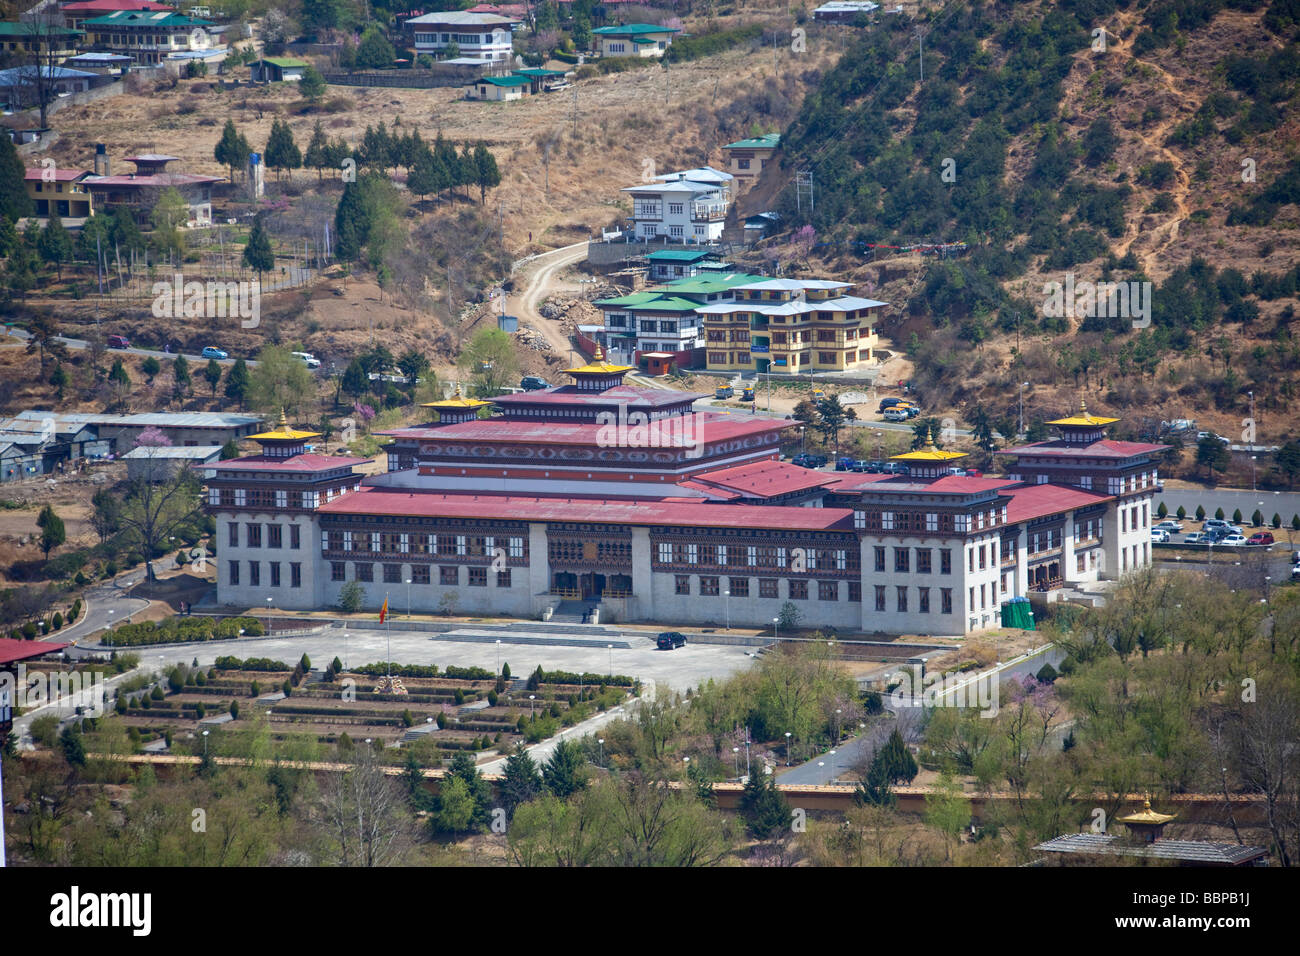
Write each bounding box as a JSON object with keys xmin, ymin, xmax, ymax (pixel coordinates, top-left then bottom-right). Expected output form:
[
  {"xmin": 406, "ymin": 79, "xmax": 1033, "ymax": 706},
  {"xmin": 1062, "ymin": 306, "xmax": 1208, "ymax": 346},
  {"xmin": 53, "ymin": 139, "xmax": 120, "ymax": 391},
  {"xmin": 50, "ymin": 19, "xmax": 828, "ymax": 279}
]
[{"xmin": 768, "ymin": 0, "xmax": 1300, "ymax": 455}]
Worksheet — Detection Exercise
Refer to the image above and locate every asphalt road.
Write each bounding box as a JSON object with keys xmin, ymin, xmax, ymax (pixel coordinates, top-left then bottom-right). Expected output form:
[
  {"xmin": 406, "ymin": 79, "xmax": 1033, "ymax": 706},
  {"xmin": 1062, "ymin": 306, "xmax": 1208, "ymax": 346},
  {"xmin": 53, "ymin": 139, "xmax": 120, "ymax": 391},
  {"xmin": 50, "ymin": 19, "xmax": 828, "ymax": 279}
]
[{"xmin": 3, "ymin": 327, "xmax": 256, "ymax": 366}]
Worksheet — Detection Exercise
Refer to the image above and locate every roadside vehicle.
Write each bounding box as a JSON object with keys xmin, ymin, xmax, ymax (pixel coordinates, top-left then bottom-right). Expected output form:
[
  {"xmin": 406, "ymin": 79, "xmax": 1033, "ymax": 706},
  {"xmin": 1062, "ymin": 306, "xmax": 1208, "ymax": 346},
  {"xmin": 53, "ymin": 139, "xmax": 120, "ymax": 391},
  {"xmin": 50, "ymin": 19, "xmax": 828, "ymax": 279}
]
[
  {"xmin": 657, "ymin": 632, "xmax": 687, "ymax": 650},
  {"xmin": 1154, "ymin": 520, "xmax": 1182, "ymax": 533},
  {"xmin": 1292, "ymin": 562, "xmax": 1300, "ymax": 581},
  {"xmin": 201, "ymin": 346, "xmax": 228, "ymax": 360},
  {"xmin": 903, "ymin": 404, "xmax": 921, "ymax": 418},
  {"xmin": 106, "ymin": 334, "xmax": 130, "ymax": 349},
  {"xmin": 1246, "ymin": 531, "xmax": 1274, "ymax": 546},
  {"xmin": 883, "ymin": 407, "xmax": 909, "ymax": 422},
  {"xmin": 291, "ymin": 351, "xmax": 321, "ymax": 369},
  {"xmin": 878, "ymin": 397, "xmax": 909, "ymax": 413},
  {"xmin": 1218, "ymin": 534, "xmax": 1248, "ymax": 547},
  {"xmin": 1183, "ymin": 532, "xmax": 1209, "ymax": 544},
  {"xmin": 812, "ymin": 388, "xmax": 826, "ymax": 401},
  {"xmin": 864, "ymin": 460, "xmax": 887, "ymax": 473},
  {"xmin": 715, "ymin": 385, "xmax": 734, "ymax": 399},
  {"xmin": 742, "ymin": 386, "xmax": 755, "ymax": 402},
  {"xmin": 835, "ymin": 457, "xmax": 856, "ymax": 471},
  {"xmin": 1203, "ymin": 519, "xmax": 1235, "ymax": 534},
  {"xmin": 1196, "ymin": 431, "xmax": 1230, "ymax": 445},
  {"xmin": 851, "ymin": 460, "xmax": 870, "ymax": 472},
  {"xmin": 520, "ymin": 376, "xmax": 548, "ymax": 391},
  {"xmin": 1151, "ymin": 529, "xmax": 1170, "ymax": 543}
]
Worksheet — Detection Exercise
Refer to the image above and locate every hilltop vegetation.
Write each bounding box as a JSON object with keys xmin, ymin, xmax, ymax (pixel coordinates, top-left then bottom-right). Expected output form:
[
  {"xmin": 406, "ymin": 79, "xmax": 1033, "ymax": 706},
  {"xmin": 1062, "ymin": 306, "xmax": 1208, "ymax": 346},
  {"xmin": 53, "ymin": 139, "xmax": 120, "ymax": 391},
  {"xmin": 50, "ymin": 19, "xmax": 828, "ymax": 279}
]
[{"xmin": 774, "ymin": 0, "xmax": 1300, "ymax": 452}]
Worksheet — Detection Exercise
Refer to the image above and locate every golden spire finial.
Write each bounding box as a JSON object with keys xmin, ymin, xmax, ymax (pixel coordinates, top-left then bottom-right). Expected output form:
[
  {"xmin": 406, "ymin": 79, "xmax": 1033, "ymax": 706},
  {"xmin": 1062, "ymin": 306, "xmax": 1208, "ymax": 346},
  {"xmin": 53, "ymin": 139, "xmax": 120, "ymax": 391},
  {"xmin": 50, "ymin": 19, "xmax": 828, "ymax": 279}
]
[
  {"xmin": 279, "ymin": 408, "xmax": 291, "ymax": 434},
  {"xmin": 594, "ymin": 345, "xmax": 605, "ymax": 362},
  {"xmin": 926, "ymin": 425, "xmax": 937, "ymax": 450},
  {"xmin": 1080, "ymin": 399, "xmax": 1088, "ymax": 417},
  {"xmin": 453, "ymin": 382, "xmax": 462, "ymax": 400},
  {"xmin": 1143, "ymin": 793, "xmax": 1152, "ymax": 811}
]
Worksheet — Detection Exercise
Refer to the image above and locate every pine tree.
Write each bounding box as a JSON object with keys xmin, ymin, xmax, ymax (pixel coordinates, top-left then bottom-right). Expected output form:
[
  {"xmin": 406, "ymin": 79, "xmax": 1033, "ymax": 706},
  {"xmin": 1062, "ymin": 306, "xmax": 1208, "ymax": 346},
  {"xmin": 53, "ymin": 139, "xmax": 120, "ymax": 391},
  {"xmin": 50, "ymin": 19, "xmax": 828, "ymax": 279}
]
[
  {"xmin": 264, "ymin": 119, "xmax": 302, "ymax": 181},
  {"xmin": 242, "ymin": 216, "xmax": 274, "ymax": 286},
  {"xmin": 37, "ymin": 214, "xmax": 72, "ymax": 279},
  {"xmin": 473, "ymin": 142, "xmax": 501, "ymax": 204},
  {"xmin": 305, "ymin": 120, "xmax": 330, "ymax": 180},
  {"xmin": 37, "ymin": 504, "xmax": 66, "ymax": 559},
  {"xmin": 738, "ymin": 764, "xmax": 790, "ymax": 839},
  {"xmin": 205, "ymin": 358, "xmax": 223, "ymax": 396},
  {"xmin": 500, "ymin": 743, "xmax": 542, "ymax": 818},
  {"xmin": 224, "ymin": 358, "xmax": 251, "ymax": 409},
  {"xmin": 333, "ymin": 179, "xmax": 369, "ymax": 263},
  {"xmin": 0, "ymin": 134, "xmax": 33, "ymax": 222},
  {"xmin": 214, "ymin": 119, "xmax": 250, "ymax": 182}
]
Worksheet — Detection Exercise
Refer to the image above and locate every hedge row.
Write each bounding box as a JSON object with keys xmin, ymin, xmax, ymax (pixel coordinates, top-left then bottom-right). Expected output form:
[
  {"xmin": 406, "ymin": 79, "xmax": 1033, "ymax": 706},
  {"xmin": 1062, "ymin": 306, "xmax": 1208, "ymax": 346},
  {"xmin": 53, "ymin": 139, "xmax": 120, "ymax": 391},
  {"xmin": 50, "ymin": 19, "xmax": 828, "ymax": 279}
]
[
  {"xmin": 213, "ymin": 655, "xmax": 290, "ymax": 672},
  {"xmin": 353, "ymin": 662, "xmax": 493, "ymax": 680},
  {"xmin": 664, "ymin": 24, "xmax": 764, "ymax": 63},
  {"xmin": 104, "ymin": 616, "xmax": 264, "ymax": 647},
  {"xmin": 537, "ymin": 668, "xmax": 636, "ymax": 688}
]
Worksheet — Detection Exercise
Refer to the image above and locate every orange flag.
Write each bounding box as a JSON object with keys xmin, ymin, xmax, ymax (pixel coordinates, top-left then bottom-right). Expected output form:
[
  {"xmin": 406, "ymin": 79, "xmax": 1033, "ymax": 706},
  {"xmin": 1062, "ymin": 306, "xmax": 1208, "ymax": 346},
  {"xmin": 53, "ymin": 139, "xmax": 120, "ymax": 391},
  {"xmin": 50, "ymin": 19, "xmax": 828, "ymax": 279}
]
[{"xmin": 379, "ymin": 597, "xmax": 388, "ymax": 623}]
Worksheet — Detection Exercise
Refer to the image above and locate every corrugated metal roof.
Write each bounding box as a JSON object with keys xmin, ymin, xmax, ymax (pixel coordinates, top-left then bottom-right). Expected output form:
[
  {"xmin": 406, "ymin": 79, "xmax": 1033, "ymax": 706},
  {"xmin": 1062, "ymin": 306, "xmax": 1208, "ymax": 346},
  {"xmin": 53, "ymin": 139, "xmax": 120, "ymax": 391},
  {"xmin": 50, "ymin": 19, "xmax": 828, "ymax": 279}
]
[
  {"xmin": 489, "ymin": 385, "xmax": 704, "ymax": 408},
  {"xmin": 1003, "ymin": 483, "xmax": 1113, "ymax": 523},
  {"xmin": 122, "ymin": 445, "xmax": 223, "ymax": 460},
  {"xmin": 411, "ymin": 413, "xmax": 781, "ymax": 447},
  {"xmin": 209, "ymin": 454, "xmax": 371, "ymax": 473},
  {"xmin": 16, "ymin": 410, "xmax": 263, "ymax": 429},
  {"xmin": 1034, "ymin": 833, "xmax": 1268, "ymax": 864},
  {"xmin": 693, "ymin": 459, "xmax": 834, "ymax": 498},
  {"xmin": 1003, "ymin": 438, "xmax": 1167, "ymax": 458}
]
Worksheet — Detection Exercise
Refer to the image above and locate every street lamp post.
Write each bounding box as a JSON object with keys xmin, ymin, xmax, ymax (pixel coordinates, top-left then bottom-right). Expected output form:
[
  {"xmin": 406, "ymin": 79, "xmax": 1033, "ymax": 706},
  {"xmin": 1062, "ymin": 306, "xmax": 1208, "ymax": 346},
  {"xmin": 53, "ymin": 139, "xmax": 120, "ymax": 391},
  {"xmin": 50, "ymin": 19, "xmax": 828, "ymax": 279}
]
[
  {"xmin": 723, "ymin": 590, "xmax": 730, "ymax": 631},
  {"xmin": 598, "ymin": 737, "xmax": 605, "ymax": 767},
  {"xmin": 343, "ymin": 632, "xmax": 348, "ymax": 670},
  {"xmin": 732, "ymin": 746, "xmax": 740, "ymax": 777},
  {"xmin": 829, "ymin": 748, "xmax": 838, "ymax": 783},
  {"xmin": 529, "ymin": 694, "xmax": 535, "ymax": 717},
  {"xmin": 773, "ymin": 616, "xmax": 779, "ymax": 640},
  {"xmin": 405, "ymin": 578, "xmax": 412, "ymax": 619},
  {"xmin": 785, "ymin": 731, "xmax": 793, "ymax": 766},
  {"xmin": 1252, "ymin": 456, "xmax": 1258, "ymax": 492},
  {"xmin": 495, "ymin": 639, "xmax": 501, "ymax": 676},
  {"xmin": 607, "ymin": 644, "xmax": 613, "ymax": 676},
  {"xmin": 1018, "ymin": 382, "xmax": 1029, "ymax": 439},
  {"xmin": 202, "ymin": 729, "xmax": 209, "ymax": 755}
]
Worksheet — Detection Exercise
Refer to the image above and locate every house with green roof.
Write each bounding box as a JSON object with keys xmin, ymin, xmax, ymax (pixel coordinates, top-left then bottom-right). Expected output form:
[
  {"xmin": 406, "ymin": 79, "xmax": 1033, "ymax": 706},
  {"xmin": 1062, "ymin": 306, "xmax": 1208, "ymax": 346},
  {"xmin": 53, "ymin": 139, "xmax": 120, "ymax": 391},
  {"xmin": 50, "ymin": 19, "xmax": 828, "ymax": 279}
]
[
  {"xmin": 0, "ymin": 21, "xmax": 83, "ymax": 64},
  {"xmin": 593, "ymin": 269, "xmax": 764, "ymax": 364},
  {"xmin": 81, "ymin": 11, "xmax": 220, "ymax": 65},
  {"xmin": 250, "ymin": 57, "xmax": 309, "ymax": 83},
  {"xmin": 470, "ymin": 71, "xmax": 532, "ymax": 100},
  {"xmin": 721, "ymin": 132, "xmax": 780, "ymax": 183},
  {"xmin": 593, "ymin": 23, "xmax": 679, "ymax": 58}
]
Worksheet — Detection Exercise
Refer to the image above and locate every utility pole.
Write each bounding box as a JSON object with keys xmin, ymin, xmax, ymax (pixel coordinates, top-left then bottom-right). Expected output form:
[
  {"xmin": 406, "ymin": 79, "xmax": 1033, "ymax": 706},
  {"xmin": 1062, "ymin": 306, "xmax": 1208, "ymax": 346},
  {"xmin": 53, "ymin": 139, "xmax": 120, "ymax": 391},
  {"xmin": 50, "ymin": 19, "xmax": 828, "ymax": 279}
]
[{"xmin": 796, "ymin": 170, "xmax": 814, "ymax": 217}]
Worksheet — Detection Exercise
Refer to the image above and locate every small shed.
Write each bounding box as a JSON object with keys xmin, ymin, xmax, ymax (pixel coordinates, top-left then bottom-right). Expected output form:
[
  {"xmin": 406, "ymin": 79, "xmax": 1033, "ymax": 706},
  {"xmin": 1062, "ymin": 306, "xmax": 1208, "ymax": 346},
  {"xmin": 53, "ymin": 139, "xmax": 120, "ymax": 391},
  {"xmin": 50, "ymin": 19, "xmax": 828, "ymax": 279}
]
[
  {"xmin": 250, "ymin": 57, "xmax": 309, "ymax": 83},
  {"xmin": 498, "ymin": 314, "xmax": 519, "ymax": 332},
  {"xmin": 512, "ymin": 67, "xmax": 566, "ymax": 94},
  {"xmin": 472, "ymin": 73, "xmax": 531, "ymax": 100}
]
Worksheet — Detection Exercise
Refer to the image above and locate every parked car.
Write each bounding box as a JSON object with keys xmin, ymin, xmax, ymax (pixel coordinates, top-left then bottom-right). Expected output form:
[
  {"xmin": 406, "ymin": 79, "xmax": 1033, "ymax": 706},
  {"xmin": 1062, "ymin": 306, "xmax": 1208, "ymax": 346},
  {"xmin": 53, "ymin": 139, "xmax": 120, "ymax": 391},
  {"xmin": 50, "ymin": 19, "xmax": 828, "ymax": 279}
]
[
  {"xmin": 878, "ymin": 397, "xmax": 909, "ymax": 413},
  {"xmin": 1151, "ymin": 529, "xmax": 1170, "ymax": 543},
  {"xmin": 864, "ymin": 460, "xmax": 887, "ymax": 473},
  {"xmin": 1183, "ymin": 532, "xmax": 1209, "ymax": 544},
  {"xmin": 715, "ymin": 385, "xmax": 735, "ymax": 399},
  {"xmin": 1246, "ymin": 531, "xmax": 1274, "ymax": 546},
  {"xmin": 656, "ymin": 631, "xmax": 687, "ymax": 650},
  {"xmin": 1218, "ymin": 534, "xmax": 1248, "ymax": 547},
  {"xmin": 1154, "ymin": 520, "xmax": 1182, "ymax": 533},
  {"xmin": 1292, "ymin": 562, "xmax": 1300, "ymax": 581},
  {"xmin": 291, "ymin": 351, "xmax": 321, "ymax": 369},
  {"xmin": 835, "ymin": 457, "xmax": 857, "ymax": 471},
  {"xmin": 1196, "ymin": 431, "xmax": 1230, "ymax": 445},
  {"xmin": 903, "ymin": 405, "xmax": 921, "ymax": 418},
  {"xmin": 1292, "ymin": 550, "xmax": 1300, "ymax": 564},
  {"xmin": 882, "ymin": 462, "xmax": 910, "ymax": 475},
  {"xmin": 1203, "ymin": 519, "xmax": 1239, "ymax": 535},
  {"xmin": 520, "ymin": 376, "xmax": 548, "ymax": 391},
  {"xmin": 201, "ymin": 346, "xmax": 228, "ymax": 360},
  {"xmin": 883, "ymin": 407, "xmax": 909, "ymax": 422},
  {"xmin": 106, "ymin": 334, "xmax": 130, "ymax": 349},
  {"xmin": 851, "ymin": 460, "xmax": 870, "ymax": 472}
]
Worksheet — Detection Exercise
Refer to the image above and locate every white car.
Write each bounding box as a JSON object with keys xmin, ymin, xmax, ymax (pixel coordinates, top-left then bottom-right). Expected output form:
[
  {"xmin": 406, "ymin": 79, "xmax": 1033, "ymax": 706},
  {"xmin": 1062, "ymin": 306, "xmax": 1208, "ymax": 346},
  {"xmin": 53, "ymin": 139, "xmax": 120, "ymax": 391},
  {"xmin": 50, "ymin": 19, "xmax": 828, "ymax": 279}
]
[
  {"xmin": 1154, "ymin": 520, "xmax": 1182, "ymax": 533},
  {"xmin": 1218, "ymin": 534, "xmax": 1248, "ymax": 547},
  {"xmin": 1292, "ymin": 562, "xmax": 1300, "ymax": 581},
  {"xmin": 1150, "ymin": 529, "xmax": 1170, "ymax": 543},
  {"xmin": 291, "ymin": 351, "xmax": 321, "ymax": 369}
]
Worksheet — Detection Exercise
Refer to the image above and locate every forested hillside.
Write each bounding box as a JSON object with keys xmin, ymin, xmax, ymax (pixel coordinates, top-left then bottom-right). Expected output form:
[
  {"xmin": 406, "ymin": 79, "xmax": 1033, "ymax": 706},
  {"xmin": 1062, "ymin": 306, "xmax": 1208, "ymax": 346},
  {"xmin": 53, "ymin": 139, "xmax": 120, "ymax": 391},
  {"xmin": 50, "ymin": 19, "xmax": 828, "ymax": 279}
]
[{"xmin": 773, "ymin": 0, "xmax": 1300, "ymax": 455}]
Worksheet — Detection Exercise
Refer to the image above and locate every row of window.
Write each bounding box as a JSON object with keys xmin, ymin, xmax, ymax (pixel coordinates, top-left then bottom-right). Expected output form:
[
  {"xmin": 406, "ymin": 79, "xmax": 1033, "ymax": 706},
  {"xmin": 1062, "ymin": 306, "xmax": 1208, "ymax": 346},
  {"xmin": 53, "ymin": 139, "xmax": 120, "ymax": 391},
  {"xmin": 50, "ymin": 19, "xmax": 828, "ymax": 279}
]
[
  {"xmin": 211, "ymin": 484, "xmax": 357, "ymax": 510},
  {"xmin": 872, "ymin": 585, "xmax": 955, "ymax": 615},
  {"xmin": 1120, "ymin": 503, "xmax": 1150, "ymax": 533},
  {"xmin": 655, "ymin": 542, "xmax": 856, "ymax": 573},
  {"xmin": 230, "ymin": 522, "xmax": 301, "ymax": 550},
  {"xmin": 855, "ymin": 508, "xmax": 1004, "ymax": 534},
  {"xmin": 227, "ymin": 561, "xmax": 301, "ymax": 588},
  {"xmin": 870, "ymin": 545, "xmax": 955, "ymax": 574},
  {"xmin": 673, "ymin": 575, "xmax": 862, "ymax": 603},
  {"xmin": 323, "ymin": 531, "xmax": 526, "ymax": 560},
  {"xmin": 327, "ymin": 561, "xmax": 511, "ymax": 588}
]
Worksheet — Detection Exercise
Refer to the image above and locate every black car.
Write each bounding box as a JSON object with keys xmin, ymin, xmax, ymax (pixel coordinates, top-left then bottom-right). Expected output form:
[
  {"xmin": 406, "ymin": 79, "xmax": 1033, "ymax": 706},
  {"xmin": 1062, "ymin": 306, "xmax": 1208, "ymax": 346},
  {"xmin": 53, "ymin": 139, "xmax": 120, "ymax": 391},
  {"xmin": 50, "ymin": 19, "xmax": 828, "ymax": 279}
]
[
  {"xmin": 520, "ymin": 376, "xmax": 548, "ymax": 391},
  {"xmin": 657, "ymin": 632, "xmax": 687, "ymax": 650},
  {"xmin": 878, "ymin": 397, "xmax": 908, "ymax": 413}
]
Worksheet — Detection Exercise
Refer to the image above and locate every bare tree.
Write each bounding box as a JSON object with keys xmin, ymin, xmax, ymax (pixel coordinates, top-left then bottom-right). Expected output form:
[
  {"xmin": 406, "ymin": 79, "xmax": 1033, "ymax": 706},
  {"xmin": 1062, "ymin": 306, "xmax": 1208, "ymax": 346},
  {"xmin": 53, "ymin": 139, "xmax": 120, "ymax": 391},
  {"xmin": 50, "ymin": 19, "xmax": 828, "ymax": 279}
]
[
  {"xmin": 318, "ymin": 751, "xmax": 417, "ymax": 866},
  {"xmin": 117, "ymin": 429, "xmax": 202, "ymax": 582},
  {"xmin": 13, "ymin": 13, "xmax": 72, "ymax": 129},
  {"xmin": 1228, "ymin": 679, "xmax": 1300, "ymax": 867}
]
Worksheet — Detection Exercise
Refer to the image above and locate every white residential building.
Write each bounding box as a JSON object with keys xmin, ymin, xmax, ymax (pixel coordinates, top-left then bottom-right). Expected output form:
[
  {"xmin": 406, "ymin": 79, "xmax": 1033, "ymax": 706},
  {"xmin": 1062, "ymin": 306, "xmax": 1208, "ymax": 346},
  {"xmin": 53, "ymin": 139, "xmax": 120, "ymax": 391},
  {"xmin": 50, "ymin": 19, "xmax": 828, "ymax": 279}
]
[
  {"xmin": 622, "ymin": 166, "xmax": 734, "ymax": 243},
  {"xmin": 406, "ymin": 12, "xmax": 516, "ymax": 61}
]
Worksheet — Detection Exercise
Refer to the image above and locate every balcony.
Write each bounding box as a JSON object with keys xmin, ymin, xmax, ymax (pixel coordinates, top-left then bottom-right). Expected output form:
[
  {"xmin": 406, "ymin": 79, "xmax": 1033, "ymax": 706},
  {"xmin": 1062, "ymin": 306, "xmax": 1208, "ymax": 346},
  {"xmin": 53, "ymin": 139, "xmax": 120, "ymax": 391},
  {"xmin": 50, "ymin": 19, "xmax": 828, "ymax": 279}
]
[{"xmin": 691, "ymin": 205, "xmax": 727, "ymax": 222}]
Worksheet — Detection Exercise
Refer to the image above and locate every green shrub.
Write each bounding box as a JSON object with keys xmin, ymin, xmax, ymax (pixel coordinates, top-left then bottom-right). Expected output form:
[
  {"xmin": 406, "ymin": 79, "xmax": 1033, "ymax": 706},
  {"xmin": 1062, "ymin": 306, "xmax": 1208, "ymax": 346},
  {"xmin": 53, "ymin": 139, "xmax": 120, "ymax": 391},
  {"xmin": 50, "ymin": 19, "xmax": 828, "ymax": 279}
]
[
  {"xmin": 283, "ymin": 679, "xmax": 292, "ymax": 696},
  {"xmin": 21, "ymin": 622, "xmax": 37, "ymax": 640},
  {"xmin": 149, "ymin": 685, "xmax": 164, "ymax": 700},
  {"xmin": 1196, "ymin": 505, "xmax": 1206, "ymax": 520},
  {"xmin": 230, "ymin": 699, "xmax": 240, "ymax": 719},
  {"xmin": 51, "ymin": 611, "xmax": 63, "ymax": 630},
  {"xmin": 487, "ymin": 690, "xmax": 498, "ymax": 706},
  {"xmin": 453, "ymin": 688, "xmax": 465, "ymax": 705},
  {"xmin": 251, "ymin": 680, "xmax": 261, "ymax": 697}
]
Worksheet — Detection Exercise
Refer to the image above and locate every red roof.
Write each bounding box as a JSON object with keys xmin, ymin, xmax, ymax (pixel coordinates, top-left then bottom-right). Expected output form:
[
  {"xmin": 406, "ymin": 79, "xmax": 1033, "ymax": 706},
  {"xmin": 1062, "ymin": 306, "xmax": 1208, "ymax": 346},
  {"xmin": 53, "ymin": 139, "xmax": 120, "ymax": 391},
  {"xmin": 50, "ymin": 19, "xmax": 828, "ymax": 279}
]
[
  {"xmin": 1003, "ymin": 438, "xmax": 1166, "ymax": 458},
  {"xmin": 490, "ymin": 385, "xmax": 704, "ymax": 408},
  {"xmin": 691, "ymin": 459, "xmax": 835, "ymax": 498},
  {"xmin": 318, "ymin": 490, "xmax": 857, "ymax": 532},
  {"xmin": 210, "ymin": 454, "xmax": 370, "ymax": 473},
  {"xmin": 0, "ymin": 639, "xmax": 71, "ymax": 667},
  {"xmin": 1003, "ymin": 483, "xmax": 1113, "ymax": 523},
  {"xmin": 24, "ymin": 168, "xmax": 90, "ymax": 182},
  {"xmin": 403, "ymin": 412, "xmax": 784, "ymax": 448},
  {"xmin": 839, "ymin": 474, "xmax": 1014, "ymax": 494}
]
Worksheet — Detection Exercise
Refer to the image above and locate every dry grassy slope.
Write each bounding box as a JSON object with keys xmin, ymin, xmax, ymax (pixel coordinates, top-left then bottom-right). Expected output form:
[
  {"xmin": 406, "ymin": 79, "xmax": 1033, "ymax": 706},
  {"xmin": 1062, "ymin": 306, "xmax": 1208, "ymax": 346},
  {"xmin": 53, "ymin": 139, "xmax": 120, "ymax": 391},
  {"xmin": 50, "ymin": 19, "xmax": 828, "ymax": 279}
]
[{"xmin": 773, "ymin": 4, "xmax": 1300, "ymax": 443}]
